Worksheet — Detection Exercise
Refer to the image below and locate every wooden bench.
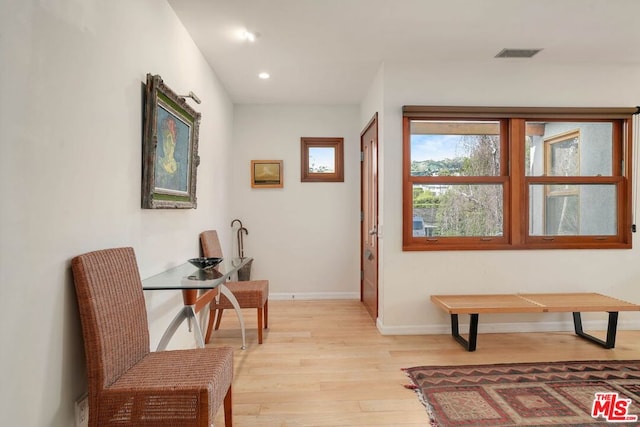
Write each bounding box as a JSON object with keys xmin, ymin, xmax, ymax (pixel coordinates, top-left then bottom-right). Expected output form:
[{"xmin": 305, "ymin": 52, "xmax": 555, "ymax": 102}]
[{"xmin": 431, "ymin": 293, "xmax": 640, "ymax": 352}]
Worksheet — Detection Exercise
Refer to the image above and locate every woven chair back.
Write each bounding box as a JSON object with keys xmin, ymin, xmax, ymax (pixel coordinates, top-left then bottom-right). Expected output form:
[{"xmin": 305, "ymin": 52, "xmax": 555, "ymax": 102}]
[
  {"xmin": 200, "ymin": 230, "xmax": 224, "ymax": 258},
  {"xmin": 71, "ymin": 247, "xmax": 150, "ymax": 390}
]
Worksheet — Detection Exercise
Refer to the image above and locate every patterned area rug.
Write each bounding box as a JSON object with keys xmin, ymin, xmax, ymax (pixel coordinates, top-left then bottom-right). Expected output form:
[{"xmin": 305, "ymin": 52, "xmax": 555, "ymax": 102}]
[{"xmin": 404, "ymin": 360, "xmax": 640, "ymax": 426}]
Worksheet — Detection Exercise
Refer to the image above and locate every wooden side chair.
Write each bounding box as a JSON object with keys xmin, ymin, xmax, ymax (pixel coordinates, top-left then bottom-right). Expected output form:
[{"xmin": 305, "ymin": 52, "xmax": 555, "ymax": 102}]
[
  {"xmin": 71, "ymin": 247, "xmax": 234, "ymax": 427},
  {"xmin": 200, "ymin": 230, "xmax": 269, "ymax": 344}
]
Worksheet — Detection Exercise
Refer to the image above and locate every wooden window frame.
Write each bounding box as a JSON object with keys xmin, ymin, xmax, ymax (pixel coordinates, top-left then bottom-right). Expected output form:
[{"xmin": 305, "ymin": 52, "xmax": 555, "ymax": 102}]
[
  {"xmin": 402, "ymin": 106, "xmax": 634, "ymax": 251},
  {"xmin": 543, "ymin": 130, "xmax": 581, "ymax": 235},
  {"xmin": 300, "ymin": 137, "xmax": 344, "ymax": 182}
]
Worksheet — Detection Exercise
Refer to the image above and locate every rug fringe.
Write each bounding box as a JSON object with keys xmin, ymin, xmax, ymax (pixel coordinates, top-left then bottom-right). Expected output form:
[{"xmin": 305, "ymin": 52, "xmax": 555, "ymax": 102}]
[
  {"xmin": 404, "ymin": 369, "xmax": 439, "ymax": 426},
  {"xmin": 404, "ymin": 382, "xmax": 439, "ymax": 426}
]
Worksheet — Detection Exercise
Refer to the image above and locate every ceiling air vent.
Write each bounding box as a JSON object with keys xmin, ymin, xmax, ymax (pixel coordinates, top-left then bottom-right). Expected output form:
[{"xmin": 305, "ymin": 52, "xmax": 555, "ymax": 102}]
[{"xmin": 495, "ymin": 48, "xmax": 542, "ymax": 58}]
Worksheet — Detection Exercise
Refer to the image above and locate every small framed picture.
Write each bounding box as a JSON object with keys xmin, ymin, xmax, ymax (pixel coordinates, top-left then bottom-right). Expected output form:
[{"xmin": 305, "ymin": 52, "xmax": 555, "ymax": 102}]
[
  {"xmin": 301, "ymin": 137, "xmax": 344, "ymax": 182},
  {"xmin": 142, "ymin": 74, "xmax": 201, "ymax": 208},
  {"xmin": 251, "ymin": 160, "xmax": 283, "ymax": 188}
]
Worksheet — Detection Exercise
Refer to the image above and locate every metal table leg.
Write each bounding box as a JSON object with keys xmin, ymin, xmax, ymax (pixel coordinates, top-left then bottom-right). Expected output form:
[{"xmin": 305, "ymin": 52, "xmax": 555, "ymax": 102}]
[
  {"xmin": 156, "ymin": 305, "xmax": 205, "ymax": 351},
  {"xmin": 219, "ymin": 283, "xmax": 246, "ymax": 350}
]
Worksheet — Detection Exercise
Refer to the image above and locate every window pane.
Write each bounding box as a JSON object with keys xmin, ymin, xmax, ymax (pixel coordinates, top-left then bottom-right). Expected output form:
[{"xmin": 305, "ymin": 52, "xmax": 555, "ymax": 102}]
[
  {"xmin": 413, "ymin": 184, "xmax": 503, "ymax": 237},
  {"xmin": 529, "ymin": 184, "xmax": 617, "ymax": 236},
  {"xmin": 308, "ymin": 147, "xmax": 335, "ymax": 173},
  {"xmin": 410, "ymin": 120, "xmax": 501, "ymax": 176},
  {"xmin": 525, "ymin": 122, "xmax": 612, "ymax": 177}
]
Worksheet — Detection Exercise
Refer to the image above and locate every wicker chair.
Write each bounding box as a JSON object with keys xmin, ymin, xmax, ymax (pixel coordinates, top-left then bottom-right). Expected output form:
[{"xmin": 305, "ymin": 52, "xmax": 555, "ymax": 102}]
[
  {"xmin": 200, "ymin": 230, "xmax": 269, "ymax": 344},
  {"xmin": 71, "ymin": 247, "xmax": 234, "ymax": 427}
]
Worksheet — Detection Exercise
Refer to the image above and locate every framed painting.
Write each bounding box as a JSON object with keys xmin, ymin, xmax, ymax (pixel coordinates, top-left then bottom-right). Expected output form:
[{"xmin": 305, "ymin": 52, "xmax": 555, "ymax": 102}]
[
  {"xmin": 142, "ymin": 73, "xmax": 201, "ymax": 208},
  {"xmin": 251, "ymin": 160, "xmax": 283, "ymax": 188},
  {"xmin": 300, "ymin": 137, "xmax": 344, "ymax": 182}
]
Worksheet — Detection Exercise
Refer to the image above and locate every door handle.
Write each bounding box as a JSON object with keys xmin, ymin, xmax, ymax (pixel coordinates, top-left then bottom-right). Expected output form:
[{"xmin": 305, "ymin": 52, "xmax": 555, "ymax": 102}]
[
  {"xmin": 369, "ymin": 226, "xmax": 377, "ymax": 236},
  {"xmin": 364, "ymin": 248, "xmax": 374, "ymax": 261}
]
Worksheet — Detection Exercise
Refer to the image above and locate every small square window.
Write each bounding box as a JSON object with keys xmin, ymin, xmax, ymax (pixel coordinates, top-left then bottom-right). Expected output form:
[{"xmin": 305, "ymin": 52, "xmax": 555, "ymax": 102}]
[{"xmin": 301, "ymin": 137, "xmax": 344, "ymax": 182}]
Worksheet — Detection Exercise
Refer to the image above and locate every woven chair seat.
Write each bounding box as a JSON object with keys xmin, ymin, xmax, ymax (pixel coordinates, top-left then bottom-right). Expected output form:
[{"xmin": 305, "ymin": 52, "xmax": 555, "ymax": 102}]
[
  {"xmin": 99, "ymin": 348, "xmax": 233, "ymax": 425},
  {"xmin": 215, "ymin": 280, "xmax": 268, "ymax": 309}
]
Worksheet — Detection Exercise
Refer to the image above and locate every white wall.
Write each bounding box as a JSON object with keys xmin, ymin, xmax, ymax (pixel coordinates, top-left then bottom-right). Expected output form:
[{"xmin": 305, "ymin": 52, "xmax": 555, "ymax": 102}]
[
  {"xmin": 373, "ymin": 59, "xmax": 640, "ymax": 334},
  {"xmin": 230, "ymin": 105, "xmax": 361, "ymax": 299},
  {"xmin": 0, "ymin": 1, "xmax": 234, "ymax": 426}
]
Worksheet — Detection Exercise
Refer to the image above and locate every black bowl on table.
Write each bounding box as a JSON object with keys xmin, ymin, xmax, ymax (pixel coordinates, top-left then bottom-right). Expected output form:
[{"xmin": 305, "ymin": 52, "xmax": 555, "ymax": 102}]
[{"xmin": 188, "ymin": 257, "xmax": 223, "ymax": 270}]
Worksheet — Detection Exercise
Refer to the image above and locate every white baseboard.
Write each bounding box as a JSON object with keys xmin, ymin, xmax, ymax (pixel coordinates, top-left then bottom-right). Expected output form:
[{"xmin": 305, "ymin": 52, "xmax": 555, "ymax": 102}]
[
  {"xmin": 377, "ymin": 318, "xmax": 640, "ymax": 335},
  {"xmin": 269, "ymin": 292, "xmax": 360, "ymax": 301},
  {"xmin": 263, "ymin": 297, "xmax": 640, "ymax": 335}
]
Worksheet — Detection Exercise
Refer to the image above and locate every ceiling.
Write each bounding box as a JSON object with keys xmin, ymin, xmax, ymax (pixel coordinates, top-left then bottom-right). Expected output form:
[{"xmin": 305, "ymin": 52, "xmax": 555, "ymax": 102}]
[{"xmin": 167, "ymin": 0, "xmax": 640, "ymax": 105}]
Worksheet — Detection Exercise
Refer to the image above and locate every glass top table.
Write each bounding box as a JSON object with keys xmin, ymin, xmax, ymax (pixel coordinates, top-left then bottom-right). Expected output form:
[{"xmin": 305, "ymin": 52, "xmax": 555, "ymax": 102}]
[{"xmin": 142, "ymin": 258, "xmax": 252, "ymax": 351}]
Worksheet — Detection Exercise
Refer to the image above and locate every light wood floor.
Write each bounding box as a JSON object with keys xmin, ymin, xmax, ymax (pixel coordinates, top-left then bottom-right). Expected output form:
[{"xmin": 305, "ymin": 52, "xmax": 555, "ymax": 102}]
[{"xmin": 208, "ymin": 299, "xmax": 640, "ymax": 427}]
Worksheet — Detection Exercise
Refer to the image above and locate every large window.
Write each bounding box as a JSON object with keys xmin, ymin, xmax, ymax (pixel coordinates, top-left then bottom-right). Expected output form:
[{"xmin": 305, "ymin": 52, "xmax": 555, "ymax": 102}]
[{"xmin": 403, "ymin": 106, "xmax": 633, "ymax": 250}]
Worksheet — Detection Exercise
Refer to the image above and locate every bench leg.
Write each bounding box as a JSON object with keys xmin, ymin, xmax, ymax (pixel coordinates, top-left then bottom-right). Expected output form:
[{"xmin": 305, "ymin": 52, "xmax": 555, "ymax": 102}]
[
  {"xmin": 450, "ymin": 313, "xmax": 479, "ymax": 352},
  {"xmin": 572, "ymin": 311, "xmax": 618, "ymax": 349}
]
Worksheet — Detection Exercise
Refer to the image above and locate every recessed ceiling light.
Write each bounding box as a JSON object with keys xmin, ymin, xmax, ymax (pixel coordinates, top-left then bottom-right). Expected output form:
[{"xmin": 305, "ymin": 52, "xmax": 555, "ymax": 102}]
[
  {"xmin": 258, "ymin": 72, "xmax": 270, "ymax": 79},
  {"xmin": 240, "ymin": 30, "xmax": 256, "ymax": 42},
  {"xmin": 495, "ymin": 48, "xmax": 543, "ymax": 58}
]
